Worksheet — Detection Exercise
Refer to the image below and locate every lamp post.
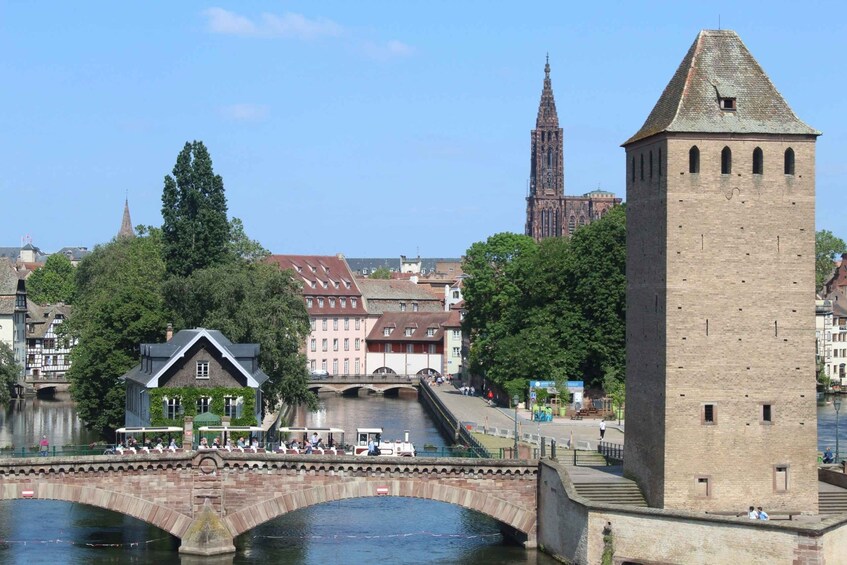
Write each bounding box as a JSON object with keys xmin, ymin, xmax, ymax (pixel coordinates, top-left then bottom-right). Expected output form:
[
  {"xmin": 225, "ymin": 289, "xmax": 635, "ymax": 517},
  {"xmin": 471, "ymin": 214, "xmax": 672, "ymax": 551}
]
[
  {"xmin": 834, "ymin": 396, "xmax": 842, "ymax": 463},
  {"xmin": 513, "ymin": 394, "xmax": 520, "ymax": 459}
]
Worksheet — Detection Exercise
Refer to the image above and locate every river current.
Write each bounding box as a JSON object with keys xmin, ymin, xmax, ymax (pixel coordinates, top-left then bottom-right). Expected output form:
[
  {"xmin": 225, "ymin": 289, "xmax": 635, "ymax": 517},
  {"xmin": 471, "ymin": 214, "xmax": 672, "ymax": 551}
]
[{"xmin": 0, "ymin": 392, "xmax": 558, "ymax": 564}]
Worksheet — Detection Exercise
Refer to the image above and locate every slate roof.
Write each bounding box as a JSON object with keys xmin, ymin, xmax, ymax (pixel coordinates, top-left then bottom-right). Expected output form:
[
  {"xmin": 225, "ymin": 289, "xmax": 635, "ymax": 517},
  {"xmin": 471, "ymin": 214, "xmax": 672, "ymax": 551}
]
[
  {"xmin": 266, "ymin": 254, "xmax": 367, "ymax": 316},
  {"xmin": 122, "ymin": 328, "xmax": 269, "ymax": 388},
  {"xmin": 367, "ymin": 312, "xmax": 455, "ymax": 342},
  {"xmin": 625, "ymin": 30, "xmax": 819, "ymax": 146},
  {"xmin": 25, "ymin": 303, "xmax": 72, "ymax": 339},
  {"xmin": 0, "ymin": 258, "xmax": 18, "ymax": 296}
]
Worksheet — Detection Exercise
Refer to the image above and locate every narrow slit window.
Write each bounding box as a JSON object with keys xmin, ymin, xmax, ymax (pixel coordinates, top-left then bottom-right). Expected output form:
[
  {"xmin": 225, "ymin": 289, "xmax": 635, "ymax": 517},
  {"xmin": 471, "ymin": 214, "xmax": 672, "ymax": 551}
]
[
  {"xmin": 721, "ymin": 146, "xmax": 732, "ymax": 175},
  {"xmin": 649, "ymin": 150, "xmax": 653, "ymax": 179},
  {"xmin": 640, "ymin": 154, "xmax": 644, "ymax": 181},
  {"xmin": 689, "ymin": 146, "xmax": 700, "ymax": 174},
  {"xmin": 784, "ymin": 148, "xmax": 795, "ymax": 175},
  {"xmin": 753, "ymin": 147, "xmax": 763, "ymax": 175},
  {"xmin": 763, "ymin": 404, "xmax": 772, "ymax": 422},
  {"xmin": 658, "ymin": 149, "xmax": 662, "ymax": 177},
  {"xmin": 703, "ymin": 404, "xmax": 715, "ymax": 424}
]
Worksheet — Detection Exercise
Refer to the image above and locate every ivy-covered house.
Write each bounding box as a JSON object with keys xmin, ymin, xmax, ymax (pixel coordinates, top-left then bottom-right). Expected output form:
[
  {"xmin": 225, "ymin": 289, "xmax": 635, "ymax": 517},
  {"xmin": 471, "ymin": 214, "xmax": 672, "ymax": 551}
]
[{"xmin": 122, "ymin": 328, "xmax": 268, "ymax": 428}]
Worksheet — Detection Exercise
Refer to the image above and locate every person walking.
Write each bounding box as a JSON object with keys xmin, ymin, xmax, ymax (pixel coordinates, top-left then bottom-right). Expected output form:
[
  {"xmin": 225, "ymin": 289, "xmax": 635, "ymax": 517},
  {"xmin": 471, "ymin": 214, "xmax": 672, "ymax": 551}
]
[
  {"xmin": 599, "ymin": 420, "xmax": 606, "ymax": 441},
  {"xmin": 39, "ymin": 435, "xmax": 49, "ymax": 457}
]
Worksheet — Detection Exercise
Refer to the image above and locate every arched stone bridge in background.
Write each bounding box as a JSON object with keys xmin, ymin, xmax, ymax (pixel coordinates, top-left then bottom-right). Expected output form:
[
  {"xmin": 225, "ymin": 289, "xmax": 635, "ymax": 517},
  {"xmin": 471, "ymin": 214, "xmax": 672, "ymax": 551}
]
[
  {"xmin": 0, "ymin": 451, "xmax": 538, "ymax": 555},
  {"xmin": 307, "ymin": 374, "xmax": 421, "ymax": 395}
]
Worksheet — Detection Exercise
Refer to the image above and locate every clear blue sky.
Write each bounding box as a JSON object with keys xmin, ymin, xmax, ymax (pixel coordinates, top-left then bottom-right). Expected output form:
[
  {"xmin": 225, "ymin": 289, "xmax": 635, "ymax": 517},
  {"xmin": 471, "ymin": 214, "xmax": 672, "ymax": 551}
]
[{"xmin": 2, "ymin": 2, "xmax": 844, "ymax": 257}]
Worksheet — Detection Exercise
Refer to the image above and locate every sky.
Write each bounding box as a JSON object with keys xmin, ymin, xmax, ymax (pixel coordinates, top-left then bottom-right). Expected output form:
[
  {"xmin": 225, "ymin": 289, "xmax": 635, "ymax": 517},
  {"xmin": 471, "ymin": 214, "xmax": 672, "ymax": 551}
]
[{"xmin": 2, "ymin": 2, "xmax": 845, "ymax": 258}]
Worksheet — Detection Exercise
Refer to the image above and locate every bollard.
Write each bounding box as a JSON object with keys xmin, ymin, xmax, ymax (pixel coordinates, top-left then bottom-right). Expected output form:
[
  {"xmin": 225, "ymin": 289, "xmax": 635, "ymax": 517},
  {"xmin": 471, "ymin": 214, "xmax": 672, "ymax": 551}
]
[
  {"xmin": 540, "ymin": 437, "xmax": 546, "ymax": 458},
  {"xmin": 550, "ymin": 438, "xmax": 556, "ymax": 460}
]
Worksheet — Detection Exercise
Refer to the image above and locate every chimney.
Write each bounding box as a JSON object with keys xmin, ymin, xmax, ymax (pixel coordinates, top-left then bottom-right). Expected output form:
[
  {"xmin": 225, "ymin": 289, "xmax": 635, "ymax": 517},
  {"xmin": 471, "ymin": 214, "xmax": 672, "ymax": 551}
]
[{"xmin": 166, "ymin": 323, "xmax": 173, "ymax": 342}]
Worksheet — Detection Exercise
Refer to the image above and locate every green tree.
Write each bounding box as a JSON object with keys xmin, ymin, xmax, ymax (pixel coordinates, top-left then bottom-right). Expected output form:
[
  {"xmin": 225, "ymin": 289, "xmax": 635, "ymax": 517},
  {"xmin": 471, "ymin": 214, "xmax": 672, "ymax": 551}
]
[
  {"xmin": 0, "ymin": 342, "xmax": 22, "ymax": 405},
  {"xmin": 64, "ymin": 232, "xmax": 170, "ymax": 436},
  {"xmin": 369, "ymin": 267, "xmax": 392, "ymax": 279},
  {"xmin": 603, "ymin": 366, "xmax": 626, "ymax": 424},
  {"xmin": 228, "ymin": 217, "xmax": 269, "ymax": 262},
  {"xmin": 462, "ymin": 232, "xmax": 537, "ymax": 393},
  {"xmin": 25, "ymin": 253, "xmax": 76, "ymax": 305},
  {"xmin": 161, "ymin": 141, "xmax": 232, "ymax": 277},
  {"xmin": 165, "ymin": 262, "xmax": 317, "ymax": 412},
  {"xmin": 816, "ymin": 230, "xmax": 846, "ymax": 292}
]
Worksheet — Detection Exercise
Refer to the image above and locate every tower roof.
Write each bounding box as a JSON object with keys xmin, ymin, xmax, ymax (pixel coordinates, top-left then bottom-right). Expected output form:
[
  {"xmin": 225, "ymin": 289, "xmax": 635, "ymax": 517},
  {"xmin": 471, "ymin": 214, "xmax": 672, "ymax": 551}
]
[
  {"xmin": 536, "ymin": 54, "xmax": 559, "ymax": 128},
  {"xmin": 118, "ymin": 198, "xmax": 135, "ymax": 239},
  {"xmin": 624, "ymin": 30, "xmax": 819, "ymax": 146}
]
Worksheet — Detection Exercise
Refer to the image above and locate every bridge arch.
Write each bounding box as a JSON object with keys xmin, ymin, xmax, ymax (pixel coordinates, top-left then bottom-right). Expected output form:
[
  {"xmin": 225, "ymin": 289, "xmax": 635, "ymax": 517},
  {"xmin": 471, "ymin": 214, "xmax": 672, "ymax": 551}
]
[
  {"xmin": 222, "ymin": 479, "xmax": 536, "ymax": 544},
  {"xmin": 0, "ymin": 482, "xmax": 192, "ymax": 539}
]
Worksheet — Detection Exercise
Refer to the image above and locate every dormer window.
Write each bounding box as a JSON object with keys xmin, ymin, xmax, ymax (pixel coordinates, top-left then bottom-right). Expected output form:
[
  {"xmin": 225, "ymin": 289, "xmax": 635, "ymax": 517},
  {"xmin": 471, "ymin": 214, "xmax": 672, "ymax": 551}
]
[
  {"xmin": 329, "ymin": 298, "xmax": 336, "ymax": 308},
  {"xmin": 405, "ymin": 327, "xmax": 414, "ymax": 337},
  {"xmin": 310, "ymin": 281, "xmax": 317, "ymax": 288},
  {"xmin": 306, "ymin": 298, "xmax": 313, "ymax": 308},
  {"xmin": 720, "ymin": 97, "xmax": 736, "ymax": 111},
  {"xmin": 383, "ymin": 327, "xmax": 392, "ymax": 336},
  {"xmin": 318, "ymin": 298, "xmax": 324, "ymax": 308},
  {"xmin": 426, "ymin": 328, "xmax": 436, "ymax": 337},
  {"xmin": 340, "ymin": 297, "xmax": 347, "ymax": 308},
  {"xmin": 351, "ymin": 298, "xmax": 357, "ymax": 308}
]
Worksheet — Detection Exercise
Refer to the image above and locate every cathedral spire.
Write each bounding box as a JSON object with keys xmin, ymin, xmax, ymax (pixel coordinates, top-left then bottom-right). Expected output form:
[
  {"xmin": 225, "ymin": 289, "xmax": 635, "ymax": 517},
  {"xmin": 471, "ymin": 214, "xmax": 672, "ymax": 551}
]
[
  {"xmin": 118, "ymin": 198, "xmax": 135, "ymax": 239},
  {"xmin": 536, "ymin": 55, "xmax": 558, "ymax": 128}
]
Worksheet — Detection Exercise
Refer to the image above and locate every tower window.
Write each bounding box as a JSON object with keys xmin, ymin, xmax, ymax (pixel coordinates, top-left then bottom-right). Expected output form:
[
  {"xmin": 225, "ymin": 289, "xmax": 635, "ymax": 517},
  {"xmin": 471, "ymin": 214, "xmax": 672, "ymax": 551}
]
[
  {"xmin": 702, "ymin": 403, "xmax": 716, "ymax": 424},
  {"xmin": 658, "ymin": 149, "xmax": 662, "ymax": 177},
  {"xmin": 649, "ymin": 150, "xmax": 653, "ymax": 179},
  {"xmin": 640, "ymin": 154, "xmax": 644, "ymax": 181},
  {"xmin": 774, "ymin": 465, "xmax": 789, "ymax": 492},
  {"xmin": 784, "ymin": 148, "xmax": 795, "ymax": 175},
  {"xmin": 753, "ymin": 147, "xmax": 763, "ymax": 175},
  {"xmin": 631, "ymin": 157, "xmax": 635, "ymax": 182},
  {"xmin": 689, "ymin": 146, "xmax": 700, "ymax": 174},
  {"xmin": 720, "ymin": 97, "xmax": 736, "ymax": 111},
  {"xmin": 721, "ymin": 147, "xmax": 732, "ymax": 175},
  {"xmin": 762, "ymin": 404, "xmax": 772, "ymax": 423}
]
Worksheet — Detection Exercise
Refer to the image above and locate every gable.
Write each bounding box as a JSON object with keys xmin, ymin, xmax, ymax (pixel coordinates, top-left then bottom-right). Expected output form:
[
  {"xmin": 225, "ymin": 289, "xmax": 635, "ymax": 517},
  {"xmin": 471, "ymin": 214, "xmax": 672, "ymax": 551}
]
[{"xmin": 157, "ymin": 339, "xmax": 248, "ymax": 389}]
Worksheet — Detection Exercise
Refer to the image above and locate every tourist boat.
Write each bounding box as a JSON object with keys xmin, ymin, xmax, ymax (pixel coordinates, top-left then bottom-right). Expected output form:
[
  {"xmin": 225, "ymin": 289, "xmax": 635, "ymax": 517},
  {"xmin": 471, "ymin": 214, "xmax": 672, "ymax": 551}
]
[
  {"xmin": 198, "ymin": 425, "xmax": 266, "ymax": 451},
  {"xmin": 353, "ymin": 428, "xmax": 416, "ymax": 457},
  {"xmin": 110, "ymin": 426, "xmax": 184, "ymax": 454}
]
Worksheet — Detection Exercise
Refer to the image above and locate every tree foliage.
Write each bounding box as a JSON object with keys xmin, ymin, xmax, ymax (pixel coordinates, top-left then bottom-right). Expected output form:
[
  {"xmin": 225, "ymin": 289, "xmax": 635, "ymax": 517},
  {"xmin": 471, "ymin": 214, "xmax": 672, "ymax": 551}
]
[
  {"xmin": 462, "ymin": 207, "xmax": 626, "ymax": 392},
  {"xmin": 369, "ymin": 267, "xmax": 392, "ymax": 279},
  {"xmin": 164, "ymin": 262, "xmax": 317, "ymax": 413},
  {"xmin": 817, "ymin": 230, "xmax": 846, "ymax": 292},
  {"xmin": 228, "ymin": 217, "xmax": 269, "ymax": 262},
  {"xmin": 25, "ymin": 253, "xmax": 76, "ymax": 305},
  {"xmin": 162, "ymin": 141, "xmax": 231, "ymax": 277},
  {"xmin": 0, "ymin": 342, "xmax": 21, "ymax": 406},
  {"xmin": 64, "ymin": 232, "xmax": 171, "ymax": 436}
]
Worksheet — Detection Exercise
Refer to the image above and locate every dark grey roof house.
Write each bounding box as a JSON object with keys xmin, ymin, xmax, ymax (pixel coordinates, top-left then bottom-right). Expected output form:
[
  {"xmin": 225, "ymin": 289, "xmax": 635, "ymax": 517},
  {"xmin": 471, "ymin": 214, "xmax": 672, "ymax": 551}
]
[{"xmin": 123, "ymin": 328, "xmax": 269, "ymax": 427}]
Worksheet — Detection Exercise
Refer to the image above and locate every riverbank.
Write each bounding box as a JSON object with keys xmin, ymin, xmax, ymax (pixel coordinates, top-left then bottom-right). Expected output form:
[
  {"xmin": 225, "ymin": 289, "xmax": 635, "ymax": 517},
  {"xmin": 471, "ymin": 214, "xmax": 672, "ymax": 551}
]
[{"xmin": 426, "ymin": 380, "xmax": 624, "ymax": 453}]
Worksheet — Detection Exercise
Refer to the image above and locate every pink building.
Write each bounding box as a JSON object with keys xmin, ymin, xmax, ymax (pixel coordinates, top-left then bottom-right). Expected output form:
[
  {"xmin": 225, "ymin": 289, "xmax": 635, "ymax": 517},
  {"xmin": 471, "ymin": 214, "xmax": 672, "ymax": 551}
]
[{"xmin": 266, "ymin": 254, "xmax": 367, "ymax": 376}]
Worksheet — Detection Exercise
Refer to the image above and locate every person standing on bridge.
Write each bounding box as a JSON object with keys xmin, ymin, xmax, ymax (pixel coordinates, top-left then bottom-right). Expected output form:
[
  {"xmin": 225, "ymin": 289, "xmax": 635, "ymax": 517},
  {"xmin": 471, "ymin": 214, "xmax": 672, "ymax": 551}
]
[{"xmin": 39, "ymin": 435, "xmax": 49, "ymax": 456}]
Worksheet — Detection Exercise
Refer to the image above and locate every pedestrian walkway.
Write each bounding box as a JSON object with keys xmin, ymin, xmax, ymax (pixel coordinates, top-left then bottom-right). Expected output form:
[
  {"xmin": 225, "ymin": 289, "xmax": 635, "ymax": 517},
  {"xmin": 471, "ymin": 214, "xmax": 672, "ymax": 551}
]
[{"xmin": 430, "ymin": 382, "xmax": 624, "ymax": 451}]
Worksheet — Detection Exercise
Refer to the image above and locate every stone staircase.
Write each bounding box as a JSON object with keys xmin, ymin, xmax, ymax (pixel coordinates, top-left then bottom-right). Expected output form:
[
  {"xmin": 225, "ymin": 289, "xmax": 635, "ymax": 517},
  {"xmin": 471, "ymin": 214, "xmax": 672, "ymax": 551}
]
[
  {"xmin": 819, "ymin": 489, "xmax": 847, "ymax": 514},
  {"xmin": 573, "ymin": 479, "xmax": 649, "ymax": 507}
]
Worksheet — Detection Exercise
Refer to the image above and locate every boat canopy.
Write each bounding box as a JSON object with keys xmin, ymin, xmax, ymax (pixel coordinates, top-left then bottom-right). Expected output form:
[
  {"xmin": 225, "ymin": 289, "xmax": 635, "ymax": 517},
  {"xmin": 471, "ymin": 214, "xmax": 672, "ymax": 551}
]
[
  {"xmin": 198, "ymin": 426, "xmax": 264, "ymax": 433},
  {"xmin": 356, "ymin": 428, "xmax": 383, "ymax": 434},
  {"xmin": 116, "ymin": 426, "xmax": 183, "ymax": 434},
  {"xmin": 279, "ymin": 427, "xmax": 345, "ymax": 434}
]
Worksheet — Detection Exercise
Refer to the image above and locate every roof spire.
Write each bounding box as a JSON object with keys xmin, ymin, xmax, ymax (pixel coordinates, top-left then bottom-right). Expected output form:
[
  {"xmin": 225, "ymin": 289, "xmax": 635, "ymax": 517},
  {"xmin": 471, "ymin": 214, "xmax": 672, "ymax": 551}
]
[
  {"xmin": 536, "ymin": 54, "xmax": 558, "ymax": 128},
  {"xmin": 118, "ymin": 197, "xmax": 135, "ymax": 239}
]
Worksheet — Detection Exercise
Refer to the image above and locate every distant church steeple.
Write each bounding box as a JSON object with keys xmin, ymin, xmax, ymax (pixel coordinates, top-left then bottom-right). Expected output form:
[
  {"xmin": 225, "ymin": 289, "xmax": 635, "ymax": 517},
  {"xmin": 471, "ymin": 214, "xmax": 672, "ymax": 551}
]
[{"xmin": 118, "ymin": 198, "xmax": 135, "ymax": 239}]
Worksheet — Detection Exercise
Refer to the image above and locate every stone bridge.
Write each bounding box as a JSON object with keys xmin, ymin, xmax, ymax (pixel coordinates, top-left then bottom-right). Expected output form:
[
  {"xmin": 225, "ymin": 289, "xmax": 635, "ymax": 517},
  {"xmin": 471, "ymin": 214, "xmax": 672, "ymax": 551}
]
[
  {"xmin": 0, "ymin": 451, "xmax": 538, "ymax": 555},
  {"xmin": 307, "ymin": 374, "xmax": 420, "ymax": 395}
]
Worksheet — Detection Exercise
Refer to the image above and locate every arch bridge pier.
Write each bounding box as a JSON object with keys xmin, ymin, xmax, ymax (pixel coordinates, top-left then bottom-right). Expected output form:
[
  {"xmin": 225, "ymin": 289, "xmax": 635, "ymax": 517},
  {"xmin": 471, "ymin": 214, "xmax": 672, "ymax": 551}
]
[{"xmin": 0, "ymin": 451, "xmax": 538, "ymax": 556}]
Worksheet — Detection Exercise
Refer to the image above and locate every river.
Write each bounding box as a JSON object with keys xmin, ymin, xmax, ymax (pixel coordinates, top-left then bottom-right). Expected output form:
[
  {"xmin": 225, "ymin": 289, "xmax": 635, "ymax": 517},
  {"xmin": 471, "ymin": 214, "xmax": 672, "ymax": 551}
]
[{"xmin": 0, "ymin": 391, "xmax": 558, "ymax": 564}]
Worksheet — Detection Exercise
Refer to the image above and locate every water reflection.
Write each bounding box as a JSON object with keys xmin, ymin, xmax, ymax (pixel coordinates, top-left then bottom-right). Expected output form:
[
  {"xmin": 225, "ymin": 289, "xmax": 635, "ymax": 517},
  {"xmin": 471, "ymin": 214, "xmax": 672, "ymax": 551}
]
[{"xmin": 0, "ymin": 392, "xmax": 99, "ymax": 450}]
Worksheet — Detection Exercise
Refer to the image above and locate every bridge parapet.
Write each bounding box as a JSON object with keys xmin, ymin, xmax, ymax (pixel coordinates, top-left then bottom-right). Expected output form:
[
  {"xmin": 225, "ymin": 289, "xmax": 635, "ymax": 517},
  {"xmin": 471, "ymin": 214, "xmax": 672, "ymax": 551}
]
[{"xmin": 0, "ymin": 451, "xmax": 539, "ymax": 555}]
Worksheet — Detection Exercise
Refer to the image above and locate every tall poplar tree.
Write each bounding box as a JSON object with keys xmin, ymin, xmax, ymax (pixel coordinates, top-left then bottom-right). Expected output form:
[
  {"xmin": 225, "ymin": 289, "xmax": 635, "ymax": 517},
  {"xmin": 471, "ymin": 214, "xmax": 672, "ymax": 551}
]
[{"xmin": 162, "ymin": 141, "xmax": 231, "ymax": 277}]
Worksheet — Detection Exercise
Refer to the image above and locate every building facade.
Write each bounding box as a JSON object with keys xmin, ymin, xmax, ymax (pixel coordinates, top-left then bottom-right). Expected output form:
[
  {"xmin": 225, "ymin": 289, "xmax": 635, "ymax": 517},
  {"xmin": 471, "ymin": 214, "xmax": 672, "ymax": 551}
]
[
  {"xmin": 25, "ymin": 303, "xmax": 73, "ymax": 381},
  {"xmin": 524, "ymin": 57, "xmax": 621, "ymax": 242},
  {"xmin": 0, "ymin": 258, "xmax": 27, "ymax": 376},
  {"xmin": 623, "ymin": 30, "xmax": 819, "ymax": 512},
  {"xmin": 365, "ymin": 312, "xmax": 455, "ymax": 377},
  {"xmin": 267, "ymin": 254, "xmax": 367, "ymax": 376},
  {"xmin": 123, "ymin": 328, "xmax": 267, "ymax": 428}
]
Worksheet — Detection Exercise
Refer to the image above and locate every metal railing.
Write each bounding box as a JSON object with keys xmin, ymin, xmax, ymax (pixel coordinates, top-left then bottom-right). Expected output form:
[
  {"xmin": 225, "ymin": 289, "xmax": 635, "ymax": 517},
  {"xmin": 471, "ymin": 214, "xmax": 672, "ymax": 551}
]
[
  {"xmin": 598, "ymin": 441, "xmax": 624, "ymax": 465},
  {"xmin": 0, "ymin": 444, "xmax": 116, "ymax": 458}
]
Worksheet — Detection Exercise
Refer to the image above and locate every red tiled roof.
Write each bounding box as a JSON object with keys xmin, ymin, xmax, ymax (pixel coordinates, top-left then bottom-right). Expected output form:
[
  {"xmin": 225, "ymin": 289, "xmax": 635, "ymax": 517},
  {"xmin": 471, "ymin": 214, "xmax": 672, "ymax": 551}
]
[
  {"xmin": 367, "ymin": 312, "xmax": 454, "ymax": 342},
  {"xmin": 266, "ymin": 254, "xmax": 367, "ymax": 316}
]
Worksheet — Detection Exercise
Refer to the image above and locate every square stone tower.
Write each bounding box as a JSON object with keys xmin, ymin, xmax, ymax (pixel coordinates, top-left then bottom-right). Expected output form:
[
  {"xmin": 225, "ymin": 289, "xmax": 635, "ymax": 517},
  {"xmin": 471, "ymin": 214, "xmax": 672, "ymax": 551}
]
[{"xmin": 622, "ymin": 30, "xmax": 820, "ymax": 512}]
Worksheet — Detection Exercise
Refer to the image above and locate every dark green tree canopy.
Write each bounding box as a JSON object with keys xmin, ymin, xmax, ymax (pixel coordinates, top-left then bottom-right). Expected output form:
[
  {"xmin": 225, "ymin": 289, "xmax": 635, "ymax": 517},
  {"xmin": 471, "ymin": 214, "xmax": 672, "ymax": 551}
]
[
  {"xmin": 162, "ymin": 141, "xmax": 231, "ymax": 277},
  {"xmin": 25, "ymin": 253, "xmax": 76, "ymax": 305},
  {"xmin": 64, "ymin": 231, "xmax": 171, "ymax": 436},
  {"xmin": 0, "ymin": 342, "xmax": 21, "ymax": 406},
  {"xmin": 369, "ymin": 267, "xmax": 392, "ymax": 279},
  {"xmin": 817, "ymin": 230, "xmax": 846, "ymax": 292},
  {"xmin": 462, "ymin": 207, "xmax": 626, "ymax": 392}
]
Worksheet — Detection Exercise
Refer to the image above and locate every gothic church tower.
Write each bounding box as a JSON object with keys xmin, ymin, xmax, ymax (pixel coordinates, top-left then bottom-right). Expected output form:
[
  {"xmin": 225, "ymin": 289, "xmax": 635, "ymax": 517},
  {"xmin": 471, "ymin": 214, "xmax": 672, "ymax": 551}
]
[
  {"xmin": 525, "ymin": 56, "xmax": 565, "ymax": 240},
  {"xmin": 623, "ymin": 30, "xmax": 820, "ymax": 512}
]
